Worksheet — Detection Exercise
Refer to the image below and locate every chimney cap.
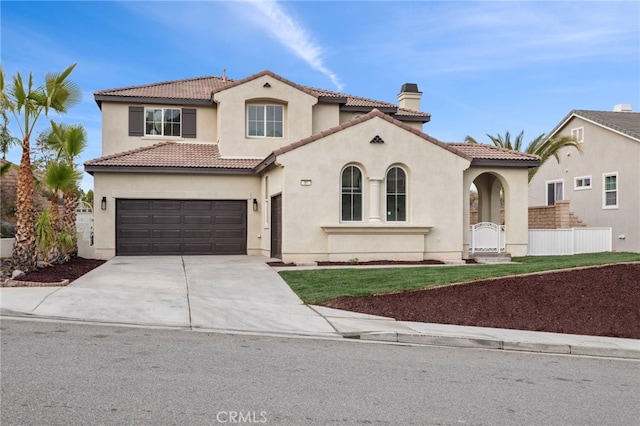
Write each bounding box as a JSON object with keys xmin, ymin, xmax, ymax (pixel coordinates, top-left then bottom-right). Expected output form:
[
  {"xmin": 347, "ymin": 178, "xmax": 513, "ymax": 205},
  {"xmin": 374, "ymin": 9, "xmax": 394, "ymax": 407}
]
[
  {"xmin": 613, "ymin": 103, "xmax": 632, "ymax": 112},
  {"xmin": 400, "ymin": 83, "xmax": 421, "ymax": 94}
]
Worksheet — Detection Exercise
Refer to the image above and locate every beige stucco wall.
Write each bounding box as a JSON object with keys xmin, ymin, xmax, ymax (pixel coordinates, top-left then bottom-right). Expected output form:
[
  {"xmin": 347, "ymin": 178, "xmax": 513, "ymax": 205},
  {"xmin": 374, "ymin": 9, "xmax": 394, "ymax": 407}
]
[
  {"xmin": 276, "ymin": 116, "xmax": 471, "ymax": 263},
  {"xmin": 464, "ymin": 167, "xmax": 531, "ymax": 257},
  {"xmin": 92, "ymin": 172, "xmax": 261, "ymax": 259},
  {"xmin": 312, "ymin": 103, "xmax": 340, "ymax": 134},
  {"xmin": 100, "ymin": 103, "xmax": 218, "ymax": 156},
  {"xmin": 529, "ymin": 116, "xmax": 640, "ymax": 252},
  {"xmin": 213, "ymin": 76, "xmax": 318, "ymax": 158}
]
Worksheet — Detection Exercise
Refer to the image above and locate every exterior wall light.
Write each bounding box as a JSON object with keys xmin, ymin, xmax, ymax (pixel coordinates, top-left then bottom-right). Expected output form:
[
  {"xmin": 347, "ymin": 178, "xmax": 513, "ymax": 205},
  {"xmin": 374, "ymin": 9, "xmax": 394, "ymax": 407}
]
[
  {"xmin": 101, "ymin": 197, "xmax": 107, "ymax": 210},
  {"xmin": 253, "ymin": 198, "xmax": 258, "ymax": 211}
]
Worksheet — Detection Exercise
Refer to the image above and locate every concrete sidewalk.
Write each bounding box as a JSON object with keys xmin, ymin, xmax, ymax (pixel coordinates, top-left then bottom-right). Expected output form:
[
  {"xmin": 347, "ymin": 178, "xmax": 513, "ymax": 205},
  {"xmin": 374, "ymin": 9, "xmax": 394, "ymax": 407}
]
[{"xmin": 1, "ymin": 256, "xmax": 638, "ymax": 359}]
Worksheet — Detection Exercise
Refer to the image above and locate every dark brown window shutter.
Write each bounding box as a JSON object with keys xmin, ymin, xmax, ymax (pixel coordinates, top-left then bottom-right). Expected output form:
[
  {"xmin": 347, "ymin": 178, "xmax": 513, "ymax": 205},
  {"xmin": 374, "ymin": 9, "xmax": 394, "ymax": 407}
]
[
  {"xmin": 182, "ymin": 108, "xmax": 196, "ymax": 138},
  {"xmin": 129, "ymin": 106, "xmax": 144, "ymax": 136}
]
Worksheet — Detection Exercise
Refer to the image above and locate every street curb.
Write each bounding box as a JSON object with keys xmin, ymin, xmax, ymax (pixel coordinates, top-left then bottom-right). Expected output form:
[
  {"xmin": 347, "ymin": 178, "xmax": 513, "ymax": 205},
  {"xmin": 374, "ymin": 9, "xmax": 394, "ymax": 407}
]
[{"xmin": 358, "ymin": 332, "xmax": 640, "ymax": 359}]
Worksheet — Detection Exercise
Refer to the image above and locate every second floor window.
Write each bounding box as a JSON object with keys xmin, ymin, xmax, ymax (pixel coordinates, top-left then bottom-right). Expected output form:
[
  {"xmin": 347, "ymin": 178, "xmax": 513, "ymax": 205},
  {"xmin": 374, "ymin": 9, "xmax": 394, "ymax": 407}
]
[
  {"xmin": 145, "ymin": 108, "xmax": 181, "ymax": 136},
  {"xmin": 248, "ymin": 104, "xmax": 283, "ymax": 137}
]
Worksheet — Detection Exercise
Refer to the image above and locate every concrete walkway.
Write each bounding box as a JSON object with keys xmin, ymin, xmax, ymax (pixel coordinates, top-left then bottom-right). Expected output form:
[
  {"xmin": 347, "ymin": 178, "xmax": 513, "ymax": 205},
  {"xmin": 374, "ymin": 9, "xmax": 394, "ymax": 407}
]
[{"xmin": 1, "ymin": 256, "xmax": 638, "ymax": 359}]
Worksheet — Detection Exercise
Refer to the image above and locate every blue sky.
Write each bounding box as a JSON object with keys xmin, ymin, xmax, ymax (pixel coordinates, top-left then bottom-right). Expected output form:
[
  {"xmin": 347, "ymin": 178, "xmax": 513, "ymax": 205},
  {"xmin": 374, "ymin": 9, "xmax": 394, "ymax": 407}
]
[{"xmin": 2, "ymin": 0, "xmax": 639, "ymax": 192}]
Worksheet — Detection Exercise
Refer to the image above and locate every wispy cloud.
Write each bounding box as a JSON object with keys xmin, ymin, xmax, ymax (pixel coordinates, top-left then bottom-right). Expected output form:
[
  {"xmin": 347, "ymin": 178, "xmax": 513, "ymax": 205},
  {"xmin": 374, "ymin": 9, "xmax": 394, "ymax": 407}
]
[{"xmin": 242, "ymin": 0, "xmax": 343, "ymax": 90}]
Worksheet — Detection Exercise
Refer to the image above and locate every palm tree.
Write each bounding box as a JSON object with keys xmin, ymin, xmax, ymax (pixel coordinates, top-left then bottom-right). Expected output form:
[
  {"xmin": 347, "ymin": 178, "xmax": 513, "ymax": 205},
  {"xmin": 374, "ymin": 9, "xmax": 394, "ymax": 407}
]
[
  {"xmin": 43, "ymin": 160, "xmax": 80, "ymax": 232},
  {"xmin": 0, "ymin": 63, "xmax": 81, "ymax": 271},
  {"xmin": 46, "ymin": 121, "xmax": 87, "ymax": 253},
  {"xmin": 465, "ymin": 130, "xmax": 581, "ymax": 182}
]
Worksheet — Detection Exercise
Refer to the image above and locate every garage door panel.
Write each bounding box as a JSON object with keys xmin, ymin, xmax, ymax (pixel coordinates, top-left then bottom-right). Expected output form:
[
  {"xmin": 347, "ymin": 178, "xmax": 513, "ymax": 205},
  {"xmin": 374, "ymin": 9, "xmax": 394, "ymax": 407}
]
[
  {"xmin": 119, "ymin": 243, "xmax": 152, "ymax": 255},
  {"xmin": 183, "ymin": 201, "xmax": 213, "ymax": 210},
  {"xmin": 184, "ymin": 229, "xmax": 212, "ymax": 238},
  {"xmin": 215, "ymin": 201, "xmax": 245, "ymax": 211},
  {"xmin": 119, "ymin": 229, "xmax": 151, "ymax": 239},
  {"xmin": 119, "ymin": 200, "xmax": 152, "ymax": 210},
  {"xmin": 119, "ymin": 214, "xmax": 151, "ymax": 225},
  {"xmin": 214, "ymin": 215, "xmax": 244, "ymax": 225},
  {"xmin": 184, "ymin": 215, "xmax": 213, "ymax": 225},
  {"xmin": 116, "ymin": 199, "xmax": 246, "ymax": 256},
  {"xmin": 152, "ymin": 215, "xmax": 182, "ymax": 225},
  {"xmin": 152, "ymin": 243, "xmax": 183, "ymax": 254},
  {"xmin": 152, "ymin": 200, "xmax": 182, "ymax": 210},
  {"xmin": 152, "ymin": 229, "xmax": 182, "ymax": 239}
]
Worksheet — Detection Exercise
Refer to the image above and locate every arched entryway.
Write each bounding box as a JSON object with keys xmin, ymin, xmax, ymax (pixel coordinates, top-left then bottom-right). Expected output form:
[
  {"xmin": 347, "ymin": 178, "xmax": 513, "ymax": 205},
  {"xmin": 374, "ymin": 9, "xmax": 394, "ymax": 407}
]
[{"xmin": 465, "ymin": 171, "xmax": 509, "ymax": 257}]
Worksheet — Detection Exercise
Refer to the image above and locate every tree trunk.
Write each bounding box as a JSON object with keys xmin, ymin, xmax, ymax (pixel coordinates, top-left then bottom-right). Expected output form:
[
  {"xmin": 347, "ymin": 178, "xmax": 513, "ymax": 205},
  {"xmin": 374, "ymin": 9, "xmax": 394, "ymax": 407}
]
[
  {"xmin": 12, "ymin": 139, "xmax": 38, "ymax": 271},
  {"xmin": 63, "ymin": 188, "xmax": 78, "ymax": 256},
  {"xmin": 49, "ymin": 195, "xmax": 60, "ymax": 233}
]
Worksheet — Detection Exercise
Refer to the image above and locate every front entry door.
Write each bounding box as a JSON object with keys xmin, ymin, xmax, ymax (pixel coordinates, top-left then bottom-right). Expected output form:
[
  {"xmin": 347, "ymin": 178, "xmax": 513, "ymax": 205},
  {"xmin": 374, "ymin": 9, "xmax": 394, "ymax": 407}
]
[{"xmin": 270, "ymin": 194, "xmax": 282, "ymax": 259}]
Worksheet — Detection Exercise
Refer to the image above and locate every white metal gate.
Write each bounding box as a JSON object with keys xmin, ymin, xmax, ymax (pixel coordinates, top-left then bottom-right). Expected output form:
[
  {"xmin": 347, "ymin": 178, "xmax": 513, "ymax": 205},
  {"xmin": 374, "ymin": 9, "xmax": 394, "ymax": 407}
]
[{"xmin": 470, "ymin": 222, "xmax": 506, "ymax": 253}]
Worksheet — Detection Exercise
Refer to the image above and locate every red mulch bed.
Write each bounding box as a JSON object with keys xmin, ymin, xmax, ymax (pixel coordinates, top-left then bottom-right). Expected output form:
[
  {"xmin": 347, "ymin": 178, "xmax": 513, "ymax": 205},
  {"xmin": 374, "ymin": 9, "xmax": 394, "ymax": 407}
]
[
  {"xmin": 321, "ymin": 263, "xmax": 640, "ymax": 339},
  {"xmin": 9, "ymin": 257, "xmax": 106, "ymax": 284}
]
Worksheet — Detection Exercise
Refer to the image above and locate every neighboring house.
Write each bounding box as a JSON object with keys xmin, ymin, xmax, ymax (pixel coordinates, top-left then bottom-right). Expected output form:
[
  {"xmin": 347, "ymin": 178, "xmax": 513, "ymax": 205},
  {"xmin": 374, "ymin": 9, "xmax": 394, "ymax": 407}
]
[
  {"xmin": 85, "ymin": 70, "xmax": 539, "ymax": 262},
  {"xmin": 529, "ymin": 106, "xmax": 640, "ymax": 253}
]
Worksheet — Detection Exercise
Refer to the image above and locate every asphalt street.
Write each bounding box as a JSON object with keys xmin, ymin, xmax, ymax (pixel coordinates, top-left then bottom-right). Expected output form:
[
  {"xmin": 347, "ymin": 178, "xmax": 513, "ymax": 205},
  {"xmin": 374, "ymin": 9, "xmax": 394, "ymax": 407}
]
[{"xmin": 2, "ymin": 318, "xmax": 638, "ymax": 425}]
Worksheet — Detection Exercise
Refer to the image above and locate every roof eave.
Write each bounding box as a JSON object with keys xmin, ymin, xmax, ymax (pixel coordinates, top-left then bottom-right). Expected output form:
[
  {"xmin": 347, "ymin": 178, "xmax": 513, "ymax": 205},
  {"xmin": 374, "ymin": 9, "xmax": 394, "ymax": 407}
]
[
  {"xmin": 93, "ymin": 95, "xmax": 214, "ymax": 107},
  {"xmin": 340, "ymin": 105, "xmax": 398, "ymax": 114},
  {"xmin": 84, "ymin": 165, "xmax": 256, "ymax": 175},
  {"xmin": 470, "ymin": 159, "xmax": 541, "ymax": 168}
]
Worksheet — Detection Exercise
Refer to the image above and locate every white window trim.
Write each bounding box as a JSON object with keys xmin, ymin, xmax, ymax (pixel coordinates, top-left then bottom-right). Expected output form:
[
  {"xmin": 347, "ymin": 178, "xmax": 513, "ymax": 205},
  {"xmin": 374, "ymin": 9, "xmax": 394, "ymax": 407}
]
[
  {"xmin": 602, "ymin": 172, "xmax": 619, "ymax": 209},
  {"xmin": 246, "ymin": 104, "xmax": 285, "ymax": 139},
  {"xmin": 546, "ymin": 179, "xmax": 564, "ymax": 206},
  {"xmin": 574, "ymin": 175, "xmax": 592, "ymax": 191},
  {"xmin": 144, "ymin": 107, "xmax": 182, "ymax": 137},
  {"xmin": 571, "ymin": 127, "xmax": 584, "ymax": 143}
]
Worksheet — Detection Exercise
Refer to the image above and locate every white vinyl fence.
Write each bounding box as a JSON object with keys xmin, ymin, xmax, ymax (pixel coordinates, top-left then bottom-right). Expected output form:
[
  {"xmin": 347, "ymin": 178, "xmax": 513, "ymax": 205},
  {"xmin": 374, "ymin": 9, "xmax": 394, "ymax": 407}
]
[{"xmin": 527, "ymin": 228, "xmax": 612, "ymax": 256}]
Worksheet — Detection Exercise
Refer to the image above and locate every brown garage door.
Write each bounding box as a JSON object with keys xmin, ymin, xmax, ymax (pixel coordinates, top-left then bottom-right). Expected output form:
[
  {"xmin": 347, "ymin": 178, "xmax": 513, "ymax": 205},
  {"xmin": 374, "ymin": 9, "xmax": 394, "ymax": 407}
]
[{"xmin": 116, "ymin": 199, "xmax": 247, "ymax": 255}]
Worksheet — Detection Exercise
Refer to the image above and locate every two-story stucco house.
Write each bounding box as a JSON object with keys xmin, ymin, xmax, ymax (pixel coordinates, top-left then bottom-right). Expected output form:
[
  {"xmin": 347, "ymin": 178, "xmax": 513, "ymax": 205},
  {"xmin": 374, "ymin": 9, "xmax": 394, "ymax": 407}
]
[
  {"xmin": 85, "ymin": 70, "xmax": 539, "ymax": 262},
  {"xmin": 529, "ymin": 106, "xmax": 640, "ymax": 252}
]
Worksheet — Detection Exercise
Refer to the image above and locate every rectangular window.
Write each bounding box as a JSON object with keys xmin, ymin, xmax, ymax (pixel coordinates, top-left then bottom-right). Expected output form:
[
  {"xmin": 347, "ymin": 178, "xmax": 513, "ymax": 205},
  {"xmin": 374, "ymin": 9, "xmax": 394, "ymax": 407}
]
[
  {"xmin": 603, "ymin": 173, "xmax": 618, "ymax": 209},
  {"xmin": 247, "ymin": 105, "xmax": 283, "ymax": 138},
  {"xmin": 571, "ymin": 127, "xmax": 584, "ymax": 143},
  {"xmin": 574, "ymin": 176, "xmax": 592, "ymax": 190},
  {"xmin": 145, "ymin": 108, "xmax": 181, "ymax": 136},
  {"xmin": 546, "ymin": 180, "xmax": 563, "ymax": 206}
]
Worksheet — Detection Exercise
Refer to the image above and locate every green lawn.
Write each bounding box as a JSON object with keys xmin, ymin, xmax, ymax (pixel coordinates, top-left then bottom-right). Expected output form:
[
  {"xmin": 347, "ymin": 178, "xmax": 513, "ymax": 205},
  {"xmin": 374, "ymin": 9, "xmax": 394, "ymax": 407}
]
[{"xmin": 278, "ymin": 252, "xmax": 640, "ymax": 304}]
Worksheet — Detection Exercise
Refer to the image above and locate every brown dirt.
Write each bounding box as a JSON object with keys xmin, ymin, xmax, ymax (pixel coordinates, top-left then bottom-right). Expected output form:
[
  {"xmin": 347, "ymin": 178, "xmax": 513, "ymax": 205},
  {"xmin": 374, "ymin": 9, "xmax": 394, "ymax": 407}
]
[
  {"xmin": 1, "ymin": 257, "xmax": 106, "ymax": 285},
  {"xmin": 321, "ymin": 263, "xmax": 640, "ymax": 339}
]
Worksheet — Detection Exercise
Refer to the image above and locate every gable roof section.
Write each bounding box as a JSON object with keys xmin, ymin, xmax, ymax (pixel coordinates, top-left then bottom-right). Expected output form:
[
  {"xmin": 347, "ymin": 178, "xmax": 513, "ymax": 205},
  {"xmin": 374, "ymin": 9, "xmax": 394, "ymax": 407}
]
[
  {"xmin": 549, "ymin": 110, "xmax": 640, "ymax": 142},
  {"xmin": 84, "ymin": 142, "xmax": 261, "ymax": 175},
  {"xmin": 93, "ymin": 69, "xmax": 430, "ymax": 121},
  {"xmin": 261, "ymin": 109, "xmax": 539, "ymax": 169}
]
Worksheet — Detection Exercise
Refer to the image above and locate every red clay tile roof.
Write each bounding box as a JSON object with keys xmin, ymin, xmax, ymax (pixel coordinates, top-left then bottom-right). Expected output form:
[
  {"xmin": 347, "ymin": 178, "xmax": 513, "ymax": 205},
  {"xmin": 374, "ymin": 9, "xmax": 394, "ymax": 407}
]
[
  {"xmin": 84, "ymin": 142, "xmax": 262, "ymax": 171},
  {"xmin": 94, "ymin": 69, "xmax": 431, "ymax": 119},
  {"xmin": 95, "ymin": 76, "xmax": 229, "ymax": 101},
  {"xmin": 448, "ymin": 143, "xmax": 541, "ymax": 162}
]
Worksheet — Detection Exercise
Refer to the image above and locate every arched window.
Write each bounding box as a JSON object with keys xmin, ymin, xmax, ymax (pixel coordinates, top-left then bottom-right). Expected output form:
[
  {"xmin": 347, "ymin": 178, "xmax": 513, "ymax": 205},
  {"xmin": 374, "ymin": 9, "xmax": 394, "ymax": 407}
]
[
  {"xmin": 341, "ymin": 166, "xmax": 363, "ymax": 221},
  {"xmin": 386, "ymin": 167, "xmax": 406, "ymax": 221}
]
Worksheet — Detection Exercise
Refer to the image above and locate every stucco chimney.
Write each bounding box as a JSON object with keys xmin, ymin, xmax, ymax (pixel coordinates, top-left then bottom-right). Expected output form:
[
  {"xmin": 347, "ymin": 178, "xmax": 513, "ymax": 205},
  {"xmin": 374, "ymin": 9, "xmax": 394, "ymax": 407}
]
[
  {"xmin": 613, "ymin": 104, "xmax": 632, "ymax": 112},
  {"xmin": 397, "ymin": 83, "xmax": 422, "ymax": 111}
]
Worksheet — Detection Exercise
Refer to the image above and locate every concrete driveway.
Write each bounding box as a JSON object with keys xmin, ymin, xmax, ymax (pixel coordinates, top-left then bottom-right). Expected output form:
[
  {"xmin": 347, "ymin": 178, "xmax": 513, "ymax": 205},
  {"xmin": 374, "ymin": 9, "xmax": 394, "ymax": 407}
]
[
  {"xmin": 2, "ymin": 256, "xmax": 639, "ymax": 359},
  {"xmin": 2, "ymin": 256, "xmax": 338, "ymax": 336}
]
